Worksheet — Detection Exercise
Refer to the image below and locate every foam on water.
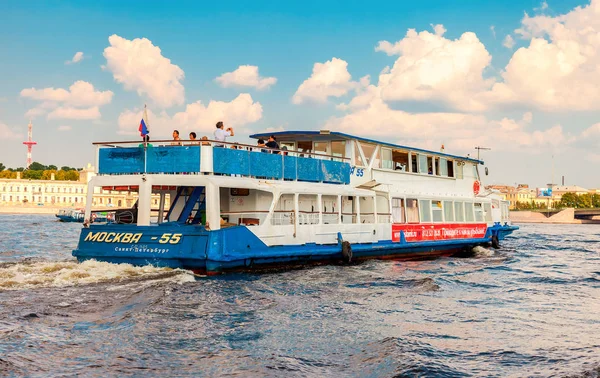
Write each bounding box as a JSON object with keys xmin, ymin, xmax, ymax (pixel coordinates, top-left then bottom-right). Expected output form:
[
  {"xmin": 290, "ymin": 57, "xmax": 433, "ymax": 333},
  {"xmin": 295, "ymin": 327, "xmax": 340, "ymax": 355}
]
[
  {"xmin": 471, "ymin": 245, "xmax": 496, "ymax": 257},
  {"xmin": 0, "ymin": 260, "xmax": 196, "ymax": 290}
]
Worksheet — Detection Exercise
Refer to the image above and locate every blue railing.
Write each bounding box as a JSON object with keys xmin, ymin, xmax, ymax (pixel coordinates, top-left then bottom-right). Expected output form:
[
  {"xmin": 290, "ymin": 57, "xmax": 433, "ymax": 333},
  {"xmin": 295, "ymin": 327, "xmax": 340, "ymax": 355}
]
[{"xmin": 97, "ymin": 144, "xmax": 350, "ymax": 184}]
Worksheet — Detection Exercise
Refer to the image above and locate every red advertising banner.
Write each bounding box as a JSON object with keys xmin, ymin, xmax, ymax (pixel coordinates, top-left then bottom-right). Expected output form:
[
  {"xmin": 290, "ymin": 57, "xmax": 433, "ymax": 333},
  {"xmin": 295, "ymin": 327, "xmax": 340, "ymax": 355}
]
[{"xmin": 392, "ymin": 223, "xmax": 488, "ymax": 242}]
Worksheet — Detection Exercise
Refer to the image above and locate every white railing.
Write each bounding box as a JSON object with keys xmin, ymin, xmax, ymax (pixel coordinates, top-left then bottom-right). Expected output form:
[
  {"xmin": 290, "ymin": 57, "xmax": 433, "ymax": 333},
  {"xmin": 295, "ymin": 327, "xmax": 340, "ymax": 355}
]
[
  {"xmin": 298, "ymin": 211, "xmax": 319, "ymax": 225},
  {"xmin": 271, "ymin": 211, "xmax": 294, "ymax": 226}
]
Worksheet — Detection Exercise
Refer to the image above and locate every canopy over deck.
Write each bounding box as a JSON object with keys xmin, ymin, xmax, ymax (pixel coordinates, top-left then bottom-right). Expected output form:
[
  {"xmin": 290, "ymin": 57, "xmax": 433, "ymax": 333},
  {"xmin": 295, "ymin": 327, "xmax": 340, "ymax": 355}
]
[{"xmin": 250, "ymin": 130, "xmax": 484, "ymax": 165}]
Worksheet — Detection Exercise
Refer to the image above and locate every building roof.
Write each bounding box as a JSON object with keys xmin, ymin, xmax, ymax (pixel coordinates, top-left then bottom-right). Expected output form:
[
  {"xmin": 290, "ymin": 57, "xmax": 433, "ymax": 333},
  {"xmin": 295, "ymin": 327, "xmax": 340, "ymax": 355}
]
[
  {"xmin": 552, "ymin": 185, "xmax": 589, "ymax": 192},
  {"xmin": 249, "ymin": 130, "xmax": 484, "ymax": 165}
]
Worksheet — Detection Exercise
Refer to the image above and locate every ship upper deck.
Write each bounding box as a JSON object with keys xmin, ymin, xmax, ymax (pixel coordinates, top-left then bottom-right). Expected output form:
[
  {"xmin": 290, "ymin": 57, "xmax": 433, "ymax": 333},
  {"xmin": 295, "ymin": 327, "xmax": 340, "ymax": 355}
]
[{"xmin": 94, "ymin": 138, "xmax": 351, "ymax": 185}]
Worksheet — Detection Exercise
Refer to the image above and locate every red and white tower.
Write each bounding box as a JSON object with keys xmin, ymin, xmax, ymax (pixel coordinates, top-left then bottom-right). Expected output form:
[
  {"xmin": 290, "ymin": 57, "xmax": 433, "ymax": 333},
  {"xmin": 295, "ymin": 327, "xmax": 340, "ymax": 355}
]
[{"xmin": 22, "ymin": 120, "xmax": 37, "ymax": 169}]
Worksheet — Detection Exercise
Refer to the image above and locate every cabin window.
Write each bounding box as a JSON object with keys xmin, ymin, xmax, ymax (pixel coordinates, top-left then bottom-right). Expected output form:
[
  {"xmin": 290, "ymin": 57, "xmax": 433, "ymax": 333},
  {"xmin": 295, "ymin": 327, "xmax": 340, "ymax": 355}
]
[
  {"xmin": 313, "ymin": 141, "xmax": 328, "ymax": 157},
  {"xmin": 221, "ymin": 189, "xmax": 273, "ymax": 226},
  {"xmin": 342, "ymin": 196, "xmax": 357, "ymax": 224},
  {"xmin": 418, "ymin": 154, "xmax": 428, "ymax": 174},
  {"xmin": 456, "ymin": 162, "xmax": 464, "ymax": 179},
  {"xmin": 465, "ymin": 202, "xmax": 475, "ymax": 222},
  {"xmin": 360, "ymin": 196, "xmax": 375, "ymax": 223},
  {"xmin": 484, "ymin": 203, "xmax": 492, "ymax": 222},
  {"xmin": 473, "ymin": 164, "xmax": 479, "ymax": 180},
  {"xmin": 376, "ymin": 195, "xmax": 391, "ymax": 223},
  {"xmin": 434, "ymin": 158, "xmax": 440, "ymax": 176},
  {"xmin": 297, "ymin": 141, "xmax": 313, "ymax": 157},
  {"xmin": 443, "ymin": 201, "xmax": 454, "ymax": 222},
  {"xmin": 439, "ymin": 158, "xmax": 448, "ymax": 177},
  {"xmin": 360, "ymin": 142, "xmax": 377, "ymax": 166},
  {"xmin": 406, "ymin": 198, "xmax": 419, "ymax": 223},
  {"xmin": 410, "ymin": 153, "xmax": 417, "ymax": 172},
  {"xmin": 427, "ymin": 156, "xmax": 434, "ymax": 175},
  {"xmin": 372, "ymin": 147, "xmax": 382, "ymax": 168},
  {"xmin": 322, "ymin": 195, "xmax": 339, "ymax": 224},
  {"xmin": 298, "ymin": 194, "xmax": 319, "ymax": 225},
  {"xmin": 280, "ymin": 141, "xmax": 295, "ymax": 154},
  {"xmin": 392, "ymin": 198, "xmax": 405, "ymax": 223},
  {"xmin": 381, "ymin": 148, "xmax": 393, "ymax": 170},
  {"xmin": 272, "ymin": 193, "xmax": 295, "ymax": 225},
  {"xmin": 331, "ymin": 141, "xmax": 346, "ymax": 160},
  {"xmin": 392, "ymin": 149, "xmax": 409, "ymax": 171},
  {"xmin": 432, "ymin": 200, "xmax": 443, "ymax": 222},
  {"xmin": 419, "ymin": 200, "xmax": 432, "ymax": 223},
  {"xmin": 454, "ymin": 202, "xmax": 465, "ymax": 222},
  {"xmin": 354, "ymin": 142, "xmax": 365, "ymax": 167},
  {"xmin": 474, "ymin": 203, "xmax": 484, "ymax": 222}
]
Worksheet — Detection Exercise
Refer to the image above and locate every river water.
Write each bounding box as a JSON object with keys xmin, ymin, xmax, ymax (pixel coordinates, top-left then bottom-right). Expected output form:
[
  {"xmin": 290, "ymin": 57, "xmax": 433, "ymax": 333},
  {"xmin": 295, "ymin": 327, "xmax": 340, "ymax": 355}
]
[{"xmin": 0, "ymin": 214, "xmax": 599, "ymax": 377}]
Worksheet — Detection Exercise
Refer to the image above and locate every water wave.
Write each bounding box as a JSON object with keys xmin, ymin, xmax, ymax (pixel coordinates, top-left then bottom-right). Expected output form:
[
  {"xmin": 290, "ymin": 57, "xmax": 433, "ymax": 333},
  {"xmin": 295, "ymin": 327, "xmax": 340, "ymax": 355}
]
[{"xmin": 0, "ymin": 260, "xmax": 196, "ymax": 291}]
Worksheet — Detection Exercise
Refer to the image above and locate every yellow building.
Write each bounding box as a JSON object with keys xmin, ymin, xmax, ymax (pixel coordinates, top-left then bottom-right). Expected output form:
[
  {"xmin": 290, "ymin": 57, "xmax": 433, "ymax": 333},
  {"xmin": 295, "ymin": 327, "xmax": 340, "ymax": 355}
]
[{"xmin": 0, "ymin": 165, "xmax": 165, "ymax": 210}]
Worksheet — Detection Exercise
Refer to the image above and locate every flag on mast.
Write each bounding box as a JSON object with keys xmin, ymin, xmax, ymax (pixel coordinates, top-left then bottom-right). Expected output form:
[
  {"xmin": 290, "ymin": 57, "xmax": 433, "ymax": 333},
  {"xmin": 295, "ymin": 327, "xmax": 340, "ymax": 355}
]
[{"xmin": 139, "ymin": 105, "xmax": 149, "ymax": 136}]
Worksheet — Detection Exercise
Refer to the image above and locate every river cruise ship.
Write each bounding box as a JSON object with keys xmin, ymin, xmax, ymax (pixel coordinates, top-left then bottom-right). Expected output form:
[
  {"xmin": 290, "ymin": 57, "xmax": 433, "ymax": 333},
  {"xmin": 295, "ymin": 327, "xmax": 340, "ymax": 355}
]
[{"xmin": 72, "ymin": 130, "xmax": 518, "ymax": 274}]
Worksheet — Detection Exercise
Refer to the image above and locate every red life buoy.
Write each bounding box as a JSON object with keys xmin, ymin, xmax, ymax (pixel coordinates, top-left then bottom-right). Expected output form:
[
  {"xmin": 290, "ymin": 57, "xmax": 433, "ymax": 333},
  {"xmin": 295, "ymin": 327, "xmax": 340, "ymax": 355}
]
[{"xmin": 473, "ymin": 180, "xmax": 481, "ymax": 195}]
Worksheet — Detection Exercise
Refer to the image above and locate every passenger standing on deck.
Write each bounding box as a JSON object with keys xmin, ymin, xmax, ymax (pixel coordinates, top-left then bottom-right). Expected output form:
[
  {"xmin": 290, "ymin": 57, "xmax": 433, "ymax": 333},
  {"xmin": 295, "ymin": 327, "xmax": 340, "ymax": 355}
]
[
  {"xmin": 171, "ymin": 130, "xmax": 182, "ymax": 146},
  {"xmin": 265, "ymin": 135, "xmax": 280, "ymax": 154},
  {"xmin": 214, "ymin": 121, "xmax": 234, "ymax": 147},
  {"xmin": 189, "ymin": 132, "xmax": 197, "ymax": 142},
  {"xmin": 201, "ymin": 136, "xmax": 211, "ymax": 146}
]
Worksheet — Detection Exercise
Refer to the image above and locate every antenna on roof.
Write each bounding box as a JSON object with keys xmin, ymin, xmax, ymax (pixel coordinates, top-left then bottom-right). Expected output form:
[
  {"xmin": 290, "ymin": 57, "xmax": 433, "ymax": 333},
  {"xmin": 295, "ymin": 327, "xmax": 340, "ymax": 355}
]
[{"xmin": 475, "ymin": 146, "xmax": 491, "ymax": 160}]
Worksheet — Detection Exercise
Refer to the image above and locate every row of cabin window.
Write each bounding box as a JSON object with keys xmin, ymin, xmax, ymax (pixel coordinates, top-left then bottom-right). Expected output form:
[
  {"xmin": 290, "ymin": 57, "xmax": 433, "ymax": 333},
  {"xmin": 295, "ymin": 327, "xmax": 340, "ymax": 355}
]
[
  {"xmin": 271, "ymin": 194, "xmax": 492, "ymax": 225},
  {"xmin": 392, "ymin": 198, "xmax": 493, "ymax": 224},
  {"xmin": 279, "ymin": 139, "xmax": 476, "ymax": 179}
]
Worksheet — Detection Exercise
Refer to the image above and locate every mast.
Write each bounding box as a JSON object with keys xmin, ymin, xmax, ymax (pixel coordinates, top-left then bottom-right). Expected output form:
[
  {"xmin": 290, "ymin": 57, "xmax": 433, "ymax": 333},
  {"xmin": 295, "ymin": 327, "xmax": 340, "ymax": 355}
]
[{"xmin": 22, "ymin": 120, "xmax": 37, "ymax": 169}]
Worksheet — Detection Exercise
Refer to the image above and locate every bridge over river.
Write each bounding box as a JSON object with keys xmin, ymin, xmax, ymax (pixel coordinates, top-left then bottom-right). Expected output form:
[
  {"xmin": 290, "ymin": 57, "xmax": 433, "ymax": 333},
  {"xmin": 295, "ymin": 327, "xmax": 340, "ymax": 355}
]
[{"xmin": 510, "ymin": 208, "xmax": 600, "ymax": 224}]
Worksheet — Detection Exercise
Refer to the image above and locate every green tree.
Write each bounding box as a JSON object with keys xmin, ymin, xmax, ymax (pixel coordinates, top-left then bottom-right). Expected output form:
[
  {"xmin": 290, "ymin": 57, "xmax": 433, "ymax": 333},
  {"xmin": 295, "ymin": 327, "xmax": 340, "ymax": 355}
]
[
  {"xmin": 41, "ymin": 170, "xmax": 57, "ymax": 180},
  {"xmin": 48, "ymin": 165, "xmax": 57, "ymax": 170},
  {"xmin": 65, "ymin": 170, "xmax": 79, "ymax": 181},
  {"xmin": 60, "ymin": 166, "xmax": 73, "ymax": 171},
  {"xmin": 559, "ymin": 192, "xmax": 578, "ymax": 208},
  {"xmin": 0, "ymin": 162, "xmax": 5, "ymax": 171},
  {"xmin": 22, "ymin": 170, "xmax": 43, "ymax": 180},
  {"xmin": 28, "ymin": 162, "xmax": 47, "ymax": 171}
]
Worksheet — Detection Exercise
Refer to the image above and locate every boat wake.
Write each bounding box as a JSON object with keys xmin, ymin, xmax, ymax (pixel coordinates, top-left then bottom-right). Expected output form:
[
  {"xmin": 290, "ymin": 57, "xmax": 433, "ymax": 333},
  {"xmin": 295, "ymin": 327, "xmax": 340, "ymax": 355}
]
[
  {"xmin": 0, "ymin": 259, "xmax": 196, "ymax": 291},
  {"xmin": 471, "ymin": 245, "xmax": 496, "ymax": 257}
]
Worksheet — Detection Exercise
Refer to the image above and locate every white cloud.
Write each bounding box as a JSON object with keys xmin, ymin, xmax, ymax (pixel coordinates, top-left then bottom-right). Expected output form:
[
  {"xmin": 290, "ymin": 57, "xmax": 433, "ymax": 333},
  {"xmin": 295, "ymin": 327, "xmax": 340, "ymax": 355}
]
[
  {"xmin": 375, "ymin": 27, "xmax": 494, "ymax": 112},
  {"xmin": 57, "ymin": 125, "xmax": 72, "ymax": 131},
  {"xmin": 488, "ymin": 0, "xmax": 600, "ymax": 111},
  {"xmin": 503, "ymin": 35, "xmax": 515, "ymax": 49},
  {"xmin": 48, "ymin": 106, "xmax": 101, "ymax": 120},
  {"xmin": 118, "ymin": 94, "xmax": 263, "ymax": 137},
  {"xmin": 215, "ymin": 65, "xmax": 277, "ymax": 90},
  {"xmin": 20, "ymin": 81, "xmax": 113, "ymax": 120},
  {"xmin": 0, "ymin": 121, "xmax": 23, "ymax": 140},
  {"xmin": 490, "ymin": 25, "xmax": 496, "ymax": 39},
  {"xmin": 103, "ymin": 34, "xmax": 185, "ymax": 108},
  {"xmin": 65, "ymin": 52, "xmax": 84, "ymax": 65},
  {"xmin": 292, "ymin": 58, "xmax": 357, "ymax": 104},
  {"xmin": 330, "ymin": 84, "xmax": 571, "ymax": 154}
]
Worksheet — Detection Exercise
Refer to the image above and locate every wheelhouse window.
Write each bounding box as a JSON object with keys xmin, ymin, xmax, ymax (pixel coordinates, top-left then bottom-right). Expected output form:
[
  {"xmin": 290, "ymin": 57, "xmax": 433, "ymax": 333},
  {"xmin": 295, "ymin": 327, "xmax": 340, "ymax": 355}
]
[
  {"xmin": 392, "ymin": 198, "xmax": 405, "ymax": 223},
  {"xmin": 439, "ymin": 158, "xmax": 448, "ymax": 177},
  {"xmin": 434, "ymin": 158, "xmax": 440, "ymax": 176},
  {"xmin": 360, "ymin": 142, "xmax": 377, "ymax": 166},
  {"xmin": 411, "ymin": 153, "xmax": 418, "ymax": 173},
  {"xmin": 322, "ymin": 195, "xmax": 339, "ymax": 224},
  {"xmin": 406, "ymin": 198, "xmax": 419, "ymax": 223},
  {"xmin": 432, "ymin": 200, "xmax": 443, "ymax": 222},
  {"xmin": 313, "ymin": 141, "xmax": 328, "ymax": 158},
  {"xmin": 443, "ymin": 201, "xmax": 454, "ymax": 222},
  {"xmin": 420, "ymin": 200, "xmax": 432, "ymax": 223},
  {"xmin": 354, "ymin": 142, "xmax": 365, "ymax": 167},
  {"xmin": 331, "ymin": 141, "xmax": 346, "ymax": 161},
  {"xmin": 297, "ymin": 141, "xmax": 313, "ymax": 157},
  {"xmin": 381, "ymin": 148, "xmax": 393, "ymax": 169},
  {"xmin": 418, "ymin": 154, "xmax": 428, "ymax": 174},
  {"xmin": 272, "ymin": 194, "xmax": 294, "ymax": 225},
  {"xmin": 393, "ymin": 149, "xmax": 409, "ymax": 171}
]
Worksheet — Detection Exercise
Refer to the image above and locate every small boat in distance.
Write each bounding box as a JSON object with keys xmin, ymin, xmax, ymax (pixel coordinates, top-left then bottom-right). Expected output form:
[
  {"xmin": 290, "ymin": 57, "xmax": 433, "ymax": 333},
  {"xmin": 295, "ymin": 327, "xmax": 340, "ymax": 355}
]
[
  {"xmin": 56, "ymin": 208, "xmax": 113, "ymax": 223},
  {"xmin": 72, "ymin": 130, "xmax": 518, "ymax": 274}
]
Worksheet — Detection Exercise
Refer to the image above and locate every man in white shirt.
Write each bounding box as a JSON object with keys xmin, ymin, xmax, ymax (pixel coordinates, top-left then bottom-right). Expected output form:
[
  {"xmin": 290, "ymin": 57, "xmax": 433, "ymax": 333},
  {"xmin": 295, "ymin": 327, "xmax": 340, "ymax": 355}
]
[{"xmin": 214, "ymin": 121, "xmax": 234, "ymax": 147}]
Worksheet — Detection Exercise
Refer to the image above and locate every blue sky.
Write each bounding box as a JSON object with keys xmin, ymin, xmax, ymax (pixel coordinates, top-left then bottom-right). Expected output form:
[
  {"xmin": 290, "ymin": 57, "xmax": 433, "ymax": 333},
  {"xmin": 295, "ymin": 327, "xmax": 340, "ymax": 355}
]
[{"xmin": 1, "ymin": 0, "xmax": 599, "ymax": 188}]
